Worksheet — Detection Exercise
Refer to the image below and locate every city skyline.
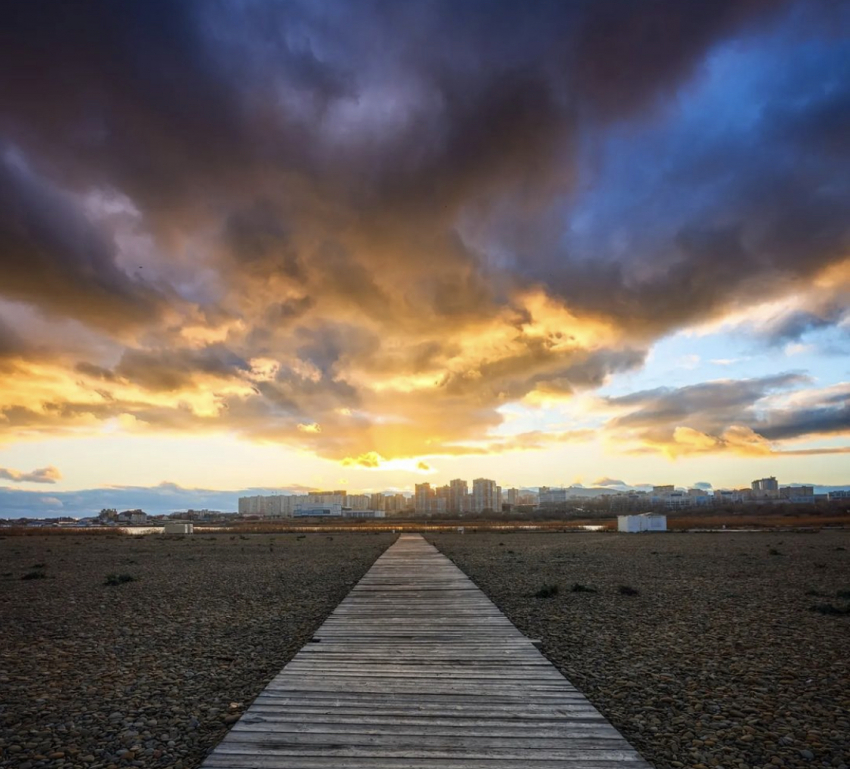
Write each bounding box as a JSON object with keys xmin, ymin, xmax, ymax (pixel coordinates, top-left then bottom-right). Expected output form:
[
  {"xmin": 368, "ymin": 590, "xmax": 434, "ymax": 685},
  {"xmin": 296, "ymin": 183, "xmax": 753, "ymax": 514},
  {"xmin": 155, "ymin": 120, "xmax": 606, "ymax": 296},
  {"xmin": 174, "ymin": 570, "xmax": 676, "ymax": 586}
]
[
  {"xmin": 2, "ymin": 469, "xmax": 849, "ymax": 519},
  {"xmin": 1, "ymin": 2, "xmax": 849, "ymax": 512}
]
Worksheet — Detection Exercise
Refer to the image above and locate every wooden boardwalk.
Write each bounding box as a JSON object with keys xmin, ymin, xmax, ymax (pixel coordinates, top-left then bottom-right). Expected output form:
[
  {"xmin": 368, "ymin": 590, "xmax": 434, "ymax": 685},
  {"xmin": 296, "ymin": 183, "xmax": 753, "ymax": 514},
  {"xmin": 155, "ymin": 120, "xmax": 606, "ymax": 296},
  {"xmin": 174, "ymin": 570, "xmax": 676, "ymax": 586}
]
[{"xmin": 202, "ymin": 533, "xmax": 650, "ymax": 768}]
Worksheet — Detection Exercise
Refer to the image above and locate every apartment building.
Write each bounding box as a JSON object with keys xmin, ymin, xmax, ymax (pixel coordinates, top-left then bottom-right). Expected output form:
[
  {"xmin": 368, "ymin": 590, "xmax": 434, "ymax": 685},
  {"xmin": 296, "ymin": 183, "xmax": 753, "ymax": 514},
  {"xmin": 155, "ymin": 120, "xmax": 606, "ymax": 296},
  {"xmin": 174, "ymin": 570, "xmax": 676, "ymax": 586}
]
[{"xmin": 472, "ymin": 478, "xmax": 501, "ymax": 513}]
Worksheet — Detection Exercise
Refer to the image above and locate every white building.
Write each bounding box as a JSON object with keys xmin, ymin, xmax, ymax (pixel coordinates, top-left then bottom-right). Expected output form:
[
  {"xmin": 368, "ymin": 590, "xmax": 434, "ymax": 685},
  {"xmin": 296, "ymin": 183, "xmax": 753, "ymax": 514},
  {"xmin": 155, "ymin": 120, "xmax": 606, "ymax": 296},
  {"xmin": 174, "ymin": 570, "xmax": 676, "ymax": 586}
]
[
  {"xmin": 449, "ymin": 479, "xmax": 469, "ymax": 513},
  {"xmin": 752, "ymin": 476, "xmax": 780, "ymax": 500},
  {"xmin": 414, "ymin": 483, "xmax": 433, "ymax": 515},
  {"xmin": 346, "ymin": 494, "xmax": 371, "ymax": 510},
  {"xmin": 472, "ymin": 478, "xmax": 501, "ymax": 513},
  {"xmin": 163, "ymin": 521, "xmax": 194, "ymax": 535},
  {"xmin": 293, "ymin": 503, "xmax": 343, "ymax": 517},
  {"xmin": 617, "ymin": 513, "xmax": 667, "ymax": 533}
]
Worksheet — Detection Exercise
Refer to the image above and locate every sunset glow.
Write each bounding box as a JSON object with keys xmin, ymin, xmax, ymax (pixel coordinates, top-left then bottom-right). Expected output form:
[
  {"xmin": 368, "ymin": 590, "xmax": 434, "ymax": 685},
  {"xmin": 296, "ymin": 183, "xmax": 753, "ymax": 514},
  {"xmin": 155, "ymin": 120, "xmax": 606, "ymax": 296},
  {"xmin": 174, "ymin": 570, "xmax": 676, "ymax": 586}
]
[{"xmin": 1, "ymin": 1, "xmax": 848, "ymax": 515}]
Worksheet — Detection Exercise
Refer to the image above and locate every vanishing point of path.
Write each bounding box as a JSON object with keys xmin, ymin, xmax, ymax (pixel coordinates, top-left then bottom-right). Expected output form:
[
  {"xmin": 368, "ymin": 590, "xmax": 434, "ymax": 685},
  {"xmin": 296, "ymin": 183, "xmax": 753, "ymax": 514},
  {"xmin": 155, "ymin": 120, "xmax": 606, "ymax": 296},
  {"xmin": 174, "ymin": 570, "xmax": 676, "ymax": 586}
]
[{"xmin": 201, "ymin": 533, "xmax": 651, "ymax": 768}]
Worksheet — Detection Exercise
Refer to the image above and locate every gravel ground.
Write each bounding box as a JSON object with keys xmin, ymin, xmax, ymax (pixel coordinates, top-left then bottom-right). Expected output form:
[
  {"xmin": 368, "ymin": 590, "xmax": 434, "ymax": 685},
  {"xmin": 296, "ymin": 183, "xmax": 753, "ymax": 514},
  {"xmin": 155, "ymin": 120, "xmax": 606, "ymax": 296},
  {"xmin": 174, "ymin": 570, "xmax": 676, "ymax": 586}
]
[
  {"xmin": 0, "ymin": 531, "xmax": 394, "ymax": 769},
  {"xmin": 429, "ymin": 530, "xmax": 850, "ymax": 769}
]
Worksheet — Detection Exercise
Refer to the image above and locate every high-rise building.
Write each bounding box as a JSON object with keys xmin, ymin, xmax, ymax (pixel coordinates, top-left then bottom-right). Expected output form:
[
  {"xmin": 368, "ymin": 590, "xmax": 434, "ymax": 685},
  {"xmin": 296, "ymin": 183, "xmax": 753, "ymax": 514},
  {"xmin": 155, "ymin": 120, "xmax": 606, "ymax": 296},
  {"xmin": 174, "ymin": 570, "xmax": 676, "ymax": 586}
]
[
  {"xmin": 238, "ymin": 494, "xmax": 306, "ymax": 517},
  {"xmin": 346, "ymin": 494, "xmax": 371, "ymax": 510},
  {"xmin": 449, "ymin": 479, "xmax": 468, "ymax": 513},
  {"xmin": 383, "ymin": 493, "xmax": 409, "ymax": 513},
  {"xmin": 414, "ymin": 483, "xmax": 434, "ymax": 515},
  {"xmin": 472, "ymin": 478, "xmax": 499, "ymax": 513},
  {"xmin": 306, "ymin": 491, "xmax": 346, "ymax": 507},
  {"xmin": 779, "ymin": 485, "xmax": 814, "ymax": 502},
  {"xmin": 751, "ymin": 477, "xmax": 779, "ymax": 499}
]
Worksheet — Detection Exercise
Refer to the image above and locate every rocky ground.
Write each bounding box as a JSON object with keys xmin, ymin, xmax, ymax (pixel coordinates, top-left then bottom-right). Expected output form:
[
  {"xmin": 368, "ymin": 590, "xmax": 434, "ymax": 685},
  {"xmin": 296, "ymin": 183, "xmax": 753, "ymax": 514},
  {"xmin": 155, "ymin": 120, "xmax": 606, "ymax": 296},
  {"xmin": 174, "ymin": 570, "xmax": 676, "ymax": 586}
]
[
  {"xmin": 430, "ymin": 530, "xmax": 850, "ymax": 769},
  {"xmin": 0, "ymin": 531, "xmax": 394, "ymax": 769}
]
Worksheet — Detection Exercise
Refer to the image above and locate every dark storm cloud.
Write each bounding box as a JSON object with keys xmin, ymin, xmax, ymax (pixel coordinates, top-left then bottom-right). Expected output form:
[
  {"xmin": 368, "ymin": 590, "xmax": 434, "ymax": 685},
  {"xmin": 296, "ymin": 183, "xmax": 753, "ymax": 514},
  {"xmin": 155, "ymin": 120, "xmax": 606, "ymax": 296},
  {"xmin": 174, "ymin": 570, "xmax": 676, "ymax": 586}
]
[
  {"xmin": 0, "ymin": 0, "xmax": 245, "ymax": 209},
  {"xmin": 438, "ymin": 344, "xmax": 645, "ymax": 402},
  {"xmin": 0, "ymin": 152, "xmax": 168, "ymax": 329},
  {"xmin": 223, "ymin": 201, "xmax": 304, "ymax": 282},
  {"xmin": 604, "ymin": 375, "xmax": 850, "ymax": 454},
  {"xmin": 0, "ymin": 0, "xmax": 804, "ymax": 334},
  {"xmin": 114, "ymin": 345, "xmax": 250, "ymax": 392},
  {"xmin": 567, "ymin": 1, "xmax": 775, "ymax": 116},
  {"xmin": 264, "ymin": 296, "xmax": 315, "ymax": 325},
  {"xmin": 1, "ymin": 0, "xmax": 847, "ymax": 462},
  {"xmin": 523, "ymin": 7, "xmax": 850, "ymax": 334},
  {"xmin": 758, "ymin": 400, "xmax": 850, "ymax": 442},
  {"xmin": 0, "ymin": 0, "xmax": 789, "ymax": 224},
  {"xmin": 74, "ymin": 362, "xmax": 118, "ymax": 382},
  {"xmin": 0, "ymin": 317, "xmax": 26, "ymax": 360},
  {"xmin": 294, "ymin": 322, "xmax": 381, "ymax": 379},
  {"xmin": 759, "ymin": 306, "xmax": 849, "ymax": 346},
  {"xmin": 607, "ymin": 373, "xmax": 808, "ymax": 428}
]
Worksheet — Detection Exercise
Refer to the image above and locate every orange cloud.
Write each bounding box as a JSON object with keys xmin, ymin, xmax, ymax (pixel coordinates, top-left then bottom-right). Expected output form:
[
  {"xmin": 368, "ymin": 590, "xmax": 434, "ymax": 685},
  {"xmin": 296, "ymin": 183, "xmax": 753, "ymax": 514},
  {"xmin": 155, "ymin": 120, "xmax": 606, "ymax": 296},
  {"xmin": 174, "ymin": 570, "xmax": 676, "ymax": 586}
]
[{"xmin": 0, "ymin": 465, "xmax": 62, "ymax": 484}]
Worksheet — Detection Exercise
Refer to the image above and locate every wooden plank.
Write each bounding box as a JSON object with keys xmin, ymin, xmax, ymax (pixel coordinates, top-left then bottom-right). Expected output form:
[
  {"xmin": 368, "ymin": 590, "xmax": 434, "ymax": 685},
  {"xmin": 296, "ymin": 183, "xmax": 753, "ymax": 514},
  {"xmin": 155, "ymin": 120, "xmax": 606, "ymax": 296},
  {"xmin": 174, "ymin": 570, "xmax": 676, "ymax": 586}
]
[
  {"xmin": 232, "ymin": 718, "xmax": 617, "ymax": 733},
  {"xmin": 204, "ymin": 758, "xmax": 645, "ymax": 769},
  {"xmin": 201, "ymin": 534, "xmax": 650, "ymax": 768}
]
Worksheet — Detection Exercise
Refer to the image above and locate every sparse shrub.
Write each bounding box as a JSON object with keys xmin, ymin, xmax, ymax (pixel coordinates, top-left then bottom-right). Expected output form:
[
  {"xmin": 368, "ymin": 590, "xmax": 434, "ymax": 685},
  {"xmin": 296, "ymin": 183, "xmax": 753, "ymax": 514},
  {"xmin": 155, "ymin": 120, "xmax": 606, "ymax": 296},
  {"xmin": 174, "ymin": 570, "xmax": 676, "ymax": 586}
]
[
  {"xmin": 31, "ymin": 563, "xmax": 46, "ymax": 569},
  {"xmin": 21, "ymin": 571, "xmax": 47, "ymax": 580},
  {"xmin": 571, "ymin": 583, "xmax": 596, "ymax": 593},
  {"xmin": 809, "ymin": 603, "xmax": 850, "ymax": 616},
  {"xmin": 534, "ymin": 584, "xmax": 559, "ymax": 599},
  {"xmin": 104, "ymin": 573, "xmax": 136, "ymax": 586},
  {"xmin": 297, "ymin": 535, "xmax": 306, "ymax": 540},
  {"xmin": 619, "ymin": 585, "xmax": 640, "ymax": 596},
  {"xmin": 836, "ymin": 589, "xmax": 850, "ymax": 599}
]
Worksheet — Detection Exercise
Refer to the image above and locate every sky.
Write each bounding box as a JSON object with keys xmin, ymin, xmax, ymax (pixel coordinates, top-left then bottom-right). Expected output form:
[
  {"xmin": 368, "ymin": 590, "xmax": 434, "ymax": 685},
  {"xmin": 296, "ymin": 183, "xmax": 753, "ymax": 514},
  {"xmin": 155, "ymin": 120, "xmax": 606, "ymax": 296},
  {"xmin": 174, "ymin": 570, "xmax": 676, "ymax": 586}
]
[{"xmin": 0, "ymin": 0, "xmax": 849, "ymax": 516}]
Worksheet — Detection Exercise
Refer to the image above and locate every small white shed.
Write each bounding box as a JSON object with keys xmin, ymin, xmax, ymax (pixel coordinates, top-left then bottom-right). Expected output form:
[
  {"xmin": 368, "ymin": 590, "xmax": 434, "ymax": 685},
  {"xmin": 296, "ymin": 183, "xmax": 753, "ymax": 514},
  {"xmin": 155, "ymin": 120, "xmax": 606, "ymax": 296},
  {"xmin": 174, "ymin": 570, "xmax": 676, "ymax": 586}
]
[
  {"xmin": 618, "ymin": 515, "xmax": 642, "ymax": 533},
  {"xmin": 617, "ymin": 514, "xmax": 667, "ymax": 533},
  {"xmin": 642, "ymin": 513, "xmax": 667, "ymax": 532},
  {"xmin": 163, "ymin": 521, "xmax": 194, "ymax": 535}
]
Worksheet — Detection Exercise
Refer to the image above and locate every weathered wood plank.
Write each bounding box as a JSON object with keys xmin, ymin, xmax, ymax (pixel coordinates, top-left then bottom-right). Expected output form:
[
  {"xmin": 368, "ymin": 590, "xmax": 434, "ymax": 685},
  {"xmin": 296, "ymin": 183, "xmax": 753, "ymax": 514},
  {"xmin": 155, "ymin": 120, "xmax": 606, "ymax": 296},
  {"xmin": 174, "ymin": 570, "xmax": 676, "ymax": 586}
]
[
  {"xmin": 201, "ymin": 534, "xmax": 650, "ymax": 768},
  {"xmin": 204, "ymin": 758, "xmax": 646, "ymax": 769}
]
